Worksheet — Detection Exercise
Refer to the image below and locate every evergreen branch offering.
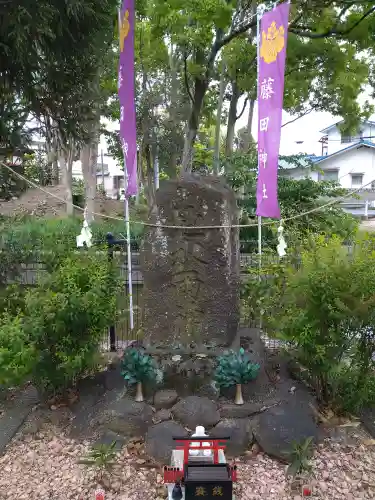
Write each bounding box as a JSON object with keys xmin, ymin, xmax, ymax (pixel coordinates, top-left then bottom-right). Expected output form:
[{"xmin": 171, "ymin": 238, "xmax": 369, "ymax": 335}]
[
  {"xmin": 121, "ymin": 348, "xmax": 162, "ymax": 384},
  {"xmin": 214, "ymin": 348, "xmax": 260, "ymax": 387}
]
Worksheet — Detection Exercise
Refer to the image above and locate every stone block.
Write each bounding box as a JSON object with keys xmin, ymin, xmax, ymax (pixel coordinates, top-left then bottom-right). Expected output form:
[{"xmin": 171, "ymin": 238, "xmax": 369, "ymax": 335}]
[{"xmin": 141, "ymin": 175, "xmax": 240, "ymax": 347}]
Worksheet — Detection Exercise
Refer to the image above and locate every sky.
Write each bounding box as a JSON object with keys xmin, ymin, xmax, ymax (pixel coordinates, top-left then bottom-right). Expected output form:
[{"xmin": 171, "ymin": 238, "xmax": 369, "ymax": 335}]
[
  {"xmin": 237, "ymin": 86, "xmax": 374, "ymax": 157},
  {"xmin": 101, "ymin": 87, "xmax": 374, "ymax": 161}
]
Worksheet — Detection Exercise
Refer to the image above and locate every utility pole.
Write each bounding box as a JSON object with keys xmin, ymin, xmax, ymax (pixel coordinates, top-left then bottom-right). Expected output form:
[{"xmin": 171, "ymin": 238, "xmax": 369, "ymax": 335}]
[{"xmin": 100, "ymin": 148, "xmax": 105, "ymax": 188}]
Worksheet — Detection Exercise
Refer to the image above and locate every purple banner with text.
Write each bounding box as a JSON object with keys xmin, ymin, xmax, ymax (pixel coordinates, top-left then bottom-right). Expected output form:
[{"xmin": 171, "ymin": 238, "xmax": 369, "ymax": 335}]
[
  {"xmin": 118, "ymin": 0, "xmax": 137, "ymax": 196},
  {"xmin": 256, "ymin": 2, "xmax": 290, "ymax": 218}
]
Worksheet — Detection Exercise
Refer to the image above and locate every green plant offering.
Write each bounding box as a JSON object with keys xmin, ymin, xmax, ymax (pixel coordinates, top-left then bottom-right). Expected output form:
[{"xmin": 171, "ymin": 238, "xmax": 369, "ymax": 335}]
[
  {"xmin": 215, "ymin": 348, "xmax": 260, "ymax": 387},
  {"xmin": 121, "ymin": 348, "xmax": 161, "ymax": 402},
  {"xmin": 214, "ymin": 348, "xmax": 260, "ymax": 405}
]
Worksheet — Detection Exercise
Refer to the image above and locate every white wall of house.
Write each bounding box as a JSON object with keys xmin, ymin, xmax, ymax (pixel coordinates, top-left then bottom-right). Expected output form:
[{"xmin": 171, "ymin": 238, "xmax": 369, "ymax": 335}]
[
  {"xmin": 324, "ymin": 122, "xmax": 375, "ymax": 155},
  {"xmin": 317, "ymin": 145, "xmax": 375, "ymax": 189},
  {"xmin": 281, "ymin": 167, "xmax": 319, "ymax": 181},
  {"xmin": 97, "ymin": 175, "xmax": 124, "ymax": 198}
]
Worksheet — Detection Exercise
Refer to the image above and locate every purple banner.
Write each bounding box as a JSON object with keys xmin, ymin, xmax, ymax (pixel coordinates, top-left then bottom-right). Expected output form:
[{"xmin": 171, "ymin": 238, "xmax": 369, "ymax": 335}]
[
  {"xmin": 118, "ymin": 0, "xmax": 137, "ymax": 196},
  {"xmin": 256, "ymin": 2, "xmax": 290, "ymax": 219}
]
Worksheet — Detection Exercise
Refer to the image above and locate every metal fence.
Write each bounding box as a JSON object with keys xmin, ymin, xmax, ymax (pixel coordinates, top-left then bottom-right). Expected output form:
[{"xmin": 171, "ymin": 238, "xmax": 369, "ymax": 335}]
[{"xmin": 7, "ymin": 243, "xmax": 286, "ymax": 352}]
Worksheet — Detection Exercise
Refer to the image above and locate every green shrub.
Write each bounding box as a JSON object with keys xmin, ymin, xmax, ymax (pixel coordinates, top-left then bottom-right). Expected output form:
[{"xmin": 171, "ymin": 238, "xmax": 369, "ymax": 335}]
[
  {"xmin": 214, "ymin": 348, "xmax": 260, "ymax": 387},
  {"xmin": 257, "ymin": 234, "xmax": 375, "ymax": 412},
  {"xmin": 22, "ymin": 251, "xmax": 120, "ymax": 394},
  {"xmin": 329, "ymin": 365, "xmax": 375, "ymax": 414},
  {"xmin": 72, "ymin": 179, "xmax": 85, "ymax": 207},
  {"xmin": 0, "ymin": 163, "xmax": 28, "ymax": 200},
  {"xmin": 0, "ymin": 313, "xmax": 36, "ymax": 388},
  {"xmin": 286, "ymin": 437, "xmax": 314, "ymax": 477},
  {"xmin": 0, "ymin": 284, "xmax": 27, "ymax": 316},
  {"xmin": 0, "ymin": 216, "xmax": 144, "ymax": 284},
  {"xmin": 23, "ymin": 151, "xmax": 52, "ymax": 186},
  {"xmin": 79, "ymin": 441, "xmax": 117, "ymax": 479},
  {"xmin": 121, "ymin": 348, "xmax": 162, "ymax": 385}
]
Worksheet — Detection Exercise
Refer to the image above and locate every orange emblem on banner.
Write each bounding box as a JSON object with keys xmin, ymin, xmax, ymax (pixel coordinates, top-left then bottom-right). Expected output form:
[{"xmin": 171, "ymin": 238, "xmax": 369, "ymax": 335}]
[
  {"xmin": 260, "ymin": 21, "xmax": 285, "ymax": 64},
  {"xmin": 119, "ymin": 10, "xmax": 130, "ymax": 52}
]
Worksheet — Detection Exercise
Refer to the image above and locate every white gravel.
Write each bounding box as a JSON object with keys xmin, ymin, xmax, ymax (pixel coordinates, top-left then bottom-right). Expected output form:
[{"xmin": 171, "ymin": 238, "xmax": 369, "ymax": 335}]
[{"xmin": 0, "ymin": 428, "xmax": 374, "ymax": 500}]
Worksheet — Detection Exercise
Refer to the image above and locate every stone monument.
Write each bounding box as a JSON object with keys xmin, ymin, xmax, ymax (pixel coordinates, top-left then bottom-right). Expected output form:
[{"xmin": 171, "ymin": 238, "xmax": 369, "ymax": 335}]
[{"xmin": 141, "ymin": 174, "xmax": 240, "ymax": 347}]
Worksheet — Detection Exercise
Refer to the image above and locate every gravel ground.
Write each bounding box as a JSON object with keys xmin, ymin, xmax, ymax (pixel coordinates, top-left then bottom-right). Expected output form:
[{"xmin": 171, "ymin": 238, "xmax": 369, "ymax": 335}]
[{"xmin": 0, "ymin": 427, "xmax": 374, "ymax": 500}]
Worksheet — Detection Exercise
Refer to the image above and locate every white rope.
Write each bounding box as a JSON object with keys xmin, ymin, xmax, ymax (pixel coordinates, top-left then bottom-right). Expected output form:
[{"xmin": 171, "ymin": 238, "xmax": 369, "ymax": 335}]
[{"xmin": 0, "ymin": 161, "xmax": 372, "ymax": 230}]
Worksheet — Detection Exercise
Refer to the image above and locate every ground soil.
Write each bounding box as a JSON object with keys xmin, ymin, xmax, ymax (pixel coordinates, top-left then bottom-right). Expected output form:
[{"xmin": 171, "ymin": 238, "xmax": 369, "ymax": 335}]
[{"xmin": 0, "ymin": 186, "xmax": 125, "ymax": 218}]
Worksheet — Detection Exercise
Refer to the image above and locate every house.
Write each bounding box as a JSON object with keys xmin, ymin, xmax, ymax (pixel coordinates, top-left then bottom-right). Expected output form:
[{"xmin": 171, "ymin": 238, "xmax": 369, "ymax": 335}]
[
  {"xmin": 319, "ymin": 120, "xmax": 375, "ymax": 156},
  {"xmin": 28, "ymin": 138, "xmax": 125, "ymax": 199},
  {"xmin": 72, "ymin": 154, "xmax": 125, "ymax": 199},
  {"xmin": 282, "ymin": 120, "xmax": 375, "ymax": 218}
]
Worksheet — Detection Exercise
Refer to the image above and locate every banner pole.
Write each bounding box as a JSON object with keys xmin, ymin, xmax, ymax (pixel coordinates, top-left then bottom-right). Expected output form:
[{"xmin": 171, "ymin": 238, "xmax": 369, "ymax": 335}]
[
  {"xmin": 118, "ymin": 8, "xmax": 134, "ymax": 332},
  {"xmin": 257, "ymin": 4, "xmax": 266, "ymax": 332},
  {"xmin": 124, "ymin": 169, "xmax": 134, "ymax": 331},
  {"xmin": 256, "ymin": 5, "xmax": 265, "ymax": 277}
]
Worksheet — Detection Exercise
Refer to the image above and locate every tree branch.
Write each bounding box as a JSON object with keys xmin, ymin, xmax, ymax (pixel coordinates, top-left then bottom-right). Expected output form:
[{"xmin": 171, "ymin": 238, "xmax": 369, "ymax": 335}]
[
  {"xmin": 208, "ymin": 2, "xmax": 375, "ymax": 64},
  {"xmin": 219, "ymin": 19, "xmax": 257, "ymax": 49},
  {"xmin": 236, "ymin": 97, "xmax": 249, "ymax": 121},
  {"xmin": 281, "ymin": 108, "xmax": 314, "ymax": 128},
  {"xmin": 290, "ymin": 6, "xmax": 375, "ymax": 39}
]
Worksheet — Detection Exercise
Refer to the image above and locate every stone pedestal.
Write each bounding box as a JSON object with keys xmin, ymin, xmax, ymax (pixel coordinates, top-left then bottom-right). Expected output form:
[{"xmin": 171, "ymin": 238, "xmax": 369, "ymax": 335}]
[{"xmin": 141, "ymin": 175, "xmax": 240, "ymax": 347}]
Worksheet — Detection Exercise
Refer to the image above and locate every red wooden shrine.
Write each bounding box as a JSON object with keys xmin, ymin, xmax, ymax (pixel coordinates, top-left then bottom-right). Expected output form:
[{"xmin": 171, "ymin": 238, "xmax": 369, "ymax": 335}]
[{"xmin": 163, "ymin": 438, "xmax": 237, "ymax": 484}]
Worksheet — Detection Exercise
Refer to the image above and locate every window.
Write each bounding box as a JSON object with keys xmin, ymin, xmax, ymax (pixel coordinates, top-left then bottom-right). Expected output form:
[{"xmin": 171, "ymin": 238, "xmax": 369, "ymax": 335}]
[
  {"xmin": 351, "ymin": 174, "xmax": 363, "ymax": 187},
  {"xmin": 97, "ymin": 163, "xmax": 109, "ymax": 174},
  {"xmin": 320, "ymin": 170, "xmax": 339, "ymax": 182},
  {"xmin": 341, "ymin": 136, "xmax": 354, "ymax": 144}
]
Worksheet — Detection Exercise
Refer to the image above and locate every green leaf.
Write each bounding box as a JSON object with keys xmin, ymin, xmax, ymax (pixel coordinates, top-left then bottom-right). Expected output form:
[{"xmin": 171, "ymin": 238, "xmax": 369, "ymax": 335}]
[{"xmin": 286, "ymin": 460, "xmax": 301, "ymax": 477}]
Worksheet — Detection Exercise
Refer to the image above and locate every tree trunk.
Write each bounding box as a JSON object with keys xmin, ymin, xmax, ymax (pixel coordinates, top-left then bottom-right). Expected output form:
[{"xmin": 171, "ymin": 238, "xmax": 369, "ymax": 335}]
[
  {"xmin": 144, "ymin": 142, "xmax": 156, "ymax": 208},
  {"xmin": 45, "ymin": 117, "xmax": 59, "ymax": 185},
  {"xmin": 60, "ymin": 148, "xmax": 74, "ymax": 216},
  {"xmin": 51, "ymin": 139, "xmax": 59, "ymax": 185},
  {"xmin": 181, "ymin": 78, "xmax": 208, "ymax": 173},
  {"xmin": 225, "ymin": 81, "xmax": 240, "ymax": 157},
  {"xmin": 81, "ymin": 111, "xmax": 99, "ymax": 224},
  {"xmin": 80, "ymin": 142, "xmax": 97, "ymax": 224},
  {"xmin": 242, "ymin": 98, "xmax": 255, "ymax": 152},
  {"xmin": 213, "ymin": 63, "xmax": 227, "ymax": 174},
  {"xmin": 168, "ymin": 49, "xmax": 180, "ymax": 178}
]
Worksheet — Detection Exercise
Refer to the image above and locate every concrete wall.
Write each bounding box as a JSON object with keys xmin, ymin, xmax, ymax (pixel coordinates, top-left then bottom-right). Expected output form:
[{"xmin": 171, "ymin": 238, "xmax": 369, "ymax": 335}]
[{"xmin": 281, "ymin": 167, "xmax": 319, "ymax": 181}]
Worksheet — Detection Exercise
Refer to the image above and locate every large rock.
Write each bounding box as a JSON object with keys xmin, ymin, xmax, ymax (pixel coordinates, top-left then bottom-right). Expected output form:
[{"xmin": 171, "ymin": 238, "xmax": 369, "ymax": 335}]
[
  {"xmin": 141, "ymin": 175, "xmax": 240, "ymax": 347},
  {"xmin": 146, "ymin": 421, "xmax": 188, "ymax": 463},
  {"xmin": 94, "ymin": 430, "xmax": 127, "ymax": 451},
  {"xmin": 154, "ymin": 409, "xmax": 171, "ymax": 422},
  {"xmin": 172, "ymin": 396, "xmax": 220, "ymax": 429},
  {"xmin": 210, "ymin": 418, "xmax": 258, "ymax": 456},
  {"xmin": 219, "ymin": 402, "xmax": 263, "ymax": 419},
  {"xmin": 254, "ymin": 402, "xmax": 318, "ymax": 462},
  {"xmin": 360, "ymin": 407, "xmax": 375, "ymax": 438},
  {"xmin": 153, "ymin": 390, "xmax": 178, "ymax": 410},
  {"xmin": 102, "ymin": 397, "xmax": 153, "ymax": 437},
  {"xmin": 153, "ymin": 353, "xmax": 217, "ymax": 398}
]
